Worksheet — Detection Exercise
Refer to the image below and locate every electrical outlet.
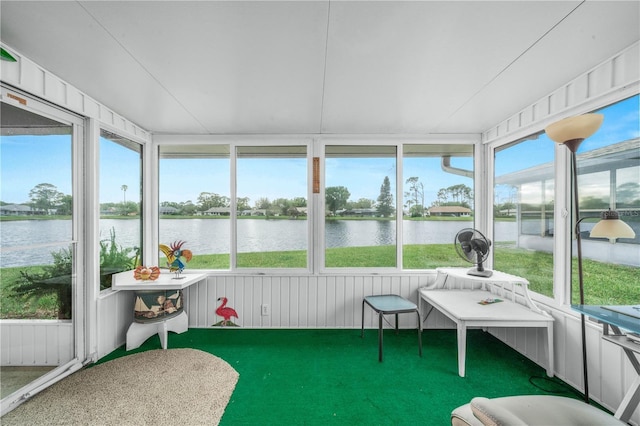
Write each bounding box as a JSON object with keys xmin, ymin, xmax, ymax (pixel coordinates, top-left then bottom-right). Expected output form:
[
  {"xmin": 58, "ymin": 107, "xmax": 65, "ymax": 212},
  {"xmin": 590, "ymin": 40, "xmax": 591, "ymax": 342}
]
[{"xmin": 261, "ymin": 304, "xmax": 269, "ymax": 316}]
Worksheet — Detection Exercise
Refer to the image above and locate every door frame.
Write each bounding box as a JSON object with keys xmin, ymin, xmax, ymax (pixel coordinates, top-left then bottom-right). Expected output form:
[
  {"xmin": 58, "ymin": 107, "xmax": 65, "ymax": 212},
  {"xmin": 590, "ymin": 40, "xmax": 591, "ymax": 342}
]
[{"xmin": 1, "ymin": 85, "xmax": 89, "ymax": 416}]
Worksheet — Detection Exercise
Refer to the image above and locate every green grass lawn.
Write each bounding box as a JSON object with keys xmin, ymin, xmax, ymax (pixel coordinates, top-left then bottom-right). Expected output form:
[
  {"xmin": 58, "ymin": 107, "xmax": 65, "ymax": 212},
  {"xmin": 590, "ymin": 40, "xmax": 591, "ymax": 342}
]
[
  {"xmin": 2, "ymin": 245, "xmax": 638, "ymax": 319},
  {"xmin": 0, "ymin": 266, "xmax": 58, "ymax": 318}
]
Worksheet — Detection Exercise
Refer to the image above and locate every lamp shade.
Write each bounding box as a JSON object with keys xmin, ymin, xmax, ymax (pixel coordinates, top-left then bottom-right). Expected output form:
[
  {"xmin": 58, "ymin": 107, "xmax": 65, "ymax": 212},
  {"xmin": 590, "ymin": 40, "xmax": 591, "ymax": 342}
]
[
  {"xmin": 545, "ymin": 113, "xmax": 604, "ymax": 144},
  {"xmin": 590, "ymin": 209, "xmax": 636, "ymax": 243}
]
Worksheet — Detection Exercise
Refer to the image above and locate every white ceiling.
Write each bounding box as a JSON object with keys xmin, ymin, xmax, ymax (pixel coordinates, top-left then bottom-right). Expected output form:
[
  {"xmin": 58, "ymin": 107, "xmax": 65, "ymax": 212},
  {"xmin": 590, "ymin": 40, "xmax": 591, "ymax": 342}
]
[{"xmin": 1, "ymin": 1, "xmax": 639, "ymax": 136}]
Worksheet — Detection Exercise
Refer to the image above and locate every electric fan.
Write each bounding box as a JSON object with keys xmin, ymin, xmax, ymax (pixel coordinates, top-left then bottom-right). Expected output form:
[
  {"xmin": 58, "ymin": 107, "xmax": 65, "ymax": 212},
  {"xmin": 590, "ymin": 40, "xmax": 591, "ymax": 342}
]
[{"xmin": 454, "ymin": 228, "xmax": 493, "ymax": 277}]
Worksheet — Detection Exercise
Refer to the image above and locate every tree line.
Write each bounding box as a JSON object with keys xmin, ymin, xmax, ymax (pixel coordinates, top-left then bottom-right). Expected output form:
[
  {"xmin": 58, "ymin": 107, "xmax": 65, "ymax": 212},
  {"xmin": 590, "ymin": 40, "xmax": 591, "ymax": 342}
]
[
  {"xmin": 2, "ymin": 179, "xmax": 472, "ymax": 218},
  {"xmin": 0, "ymin": 183, "xmax": 73, "ymax": 215}
]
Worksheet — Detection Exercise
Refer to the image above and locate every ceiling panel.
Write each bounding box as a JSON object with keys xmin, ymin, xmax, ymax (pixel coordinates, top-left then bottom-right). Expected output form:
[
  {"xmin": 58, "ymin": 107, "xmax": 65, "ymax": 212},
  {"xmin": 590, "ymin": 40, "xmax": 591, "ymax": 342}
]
[
  {"xmin": 440, "ymin": 0, "xmax": 640, "ymax": 133},
  {"xmin": 1, "ymin": 1, "xmax": 207, "ymax": 133},
  {"xmin": 320, "ymin": 1, "xmax": 581, "ymax": 134},
  {"xmin": 1, "ymin": 1, "xmax": 638, "ymax": 136},
  {"xmin": 81, "ymin": 1, "xmax": 330, "ymax": 134}
]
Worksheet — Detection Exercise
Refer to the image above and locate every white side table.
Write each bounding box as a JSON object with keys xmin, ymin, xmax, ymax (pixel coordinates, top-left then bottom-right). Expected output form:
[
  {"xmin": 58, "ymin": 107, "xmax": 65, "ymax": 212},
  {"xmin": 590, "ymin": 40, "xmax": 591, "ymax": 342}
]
[
  {"xmin": 112, "ymin": 271, "xmax": 206, "ymax": 350},
  {"xmin": 420, "ymin": 268, "xmax": 554, "ymax": 378}
]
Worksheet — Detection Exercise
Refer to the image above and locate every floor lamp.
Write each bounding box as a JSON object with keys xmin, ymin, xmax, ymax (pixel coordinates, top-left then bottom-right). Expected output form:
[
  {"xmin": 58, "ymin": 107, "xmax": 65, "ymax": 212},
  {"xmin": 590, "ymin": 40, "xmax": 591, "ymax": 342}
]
[
  {"xmin": 545, "ymin": 113, "xmax": 636, "ymax": 403},
  {"xmin": 590, "ymin": 208, "xmax": 636, "ymax": 243},
  {"xmin": 545, "ymin": 113, "xmax": 603, "ymax": 403}
]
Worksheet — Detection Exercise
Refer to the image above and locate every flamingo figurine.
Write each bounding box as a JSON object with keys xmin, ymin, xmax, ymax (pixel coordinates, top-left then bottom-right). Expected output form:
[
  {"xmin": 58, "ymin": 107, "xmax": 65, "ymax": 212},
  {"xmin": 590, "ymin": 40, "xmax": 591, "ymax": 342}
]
[{"xmin": 216, "ymin": 297, "xmax": 238, "ymax": 326}]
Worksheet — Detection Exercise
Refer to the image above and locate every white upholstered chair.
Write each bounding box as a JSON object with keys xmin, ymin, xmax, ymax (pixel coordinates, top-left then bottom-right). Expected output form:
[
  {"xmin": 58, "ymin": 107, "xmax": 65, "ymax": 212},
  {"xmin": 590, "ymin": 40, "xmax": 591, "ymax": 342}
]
[{"xmin": 451, "ymin": 395, "xmax": 625, "ymax": 426}]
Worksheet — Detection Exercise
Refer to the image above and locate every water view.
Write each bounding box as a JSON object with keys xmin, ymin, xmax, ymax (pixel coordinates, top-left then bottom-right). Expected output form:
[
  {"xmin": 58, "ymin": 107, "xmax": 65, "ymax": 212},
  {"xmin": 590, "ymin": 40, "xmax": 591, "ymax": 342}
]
[{"xmin": 0, "ymin": 219, "xmax": 519, "ymax": 267}]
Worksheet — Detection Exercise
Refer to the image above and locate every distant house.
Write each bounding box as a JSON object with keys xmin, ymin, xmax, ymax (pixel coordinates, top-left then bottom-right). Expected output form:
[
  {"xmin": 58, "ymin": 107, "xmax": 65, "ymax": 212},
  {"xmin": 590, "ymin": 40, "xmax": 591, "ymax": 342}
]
[
  {"xmin": 0, "ymin": 204, "xmax": 39, "ymax": 215},
  {"xmin": 239, "ymin": 209, "xmax": 267, "ymax": 216},
  {"xmin": 204, "ymin": 207, "xmax": 231, "ymax": 216},
  {"xmin": 428, "ymin": 206, "xmax": 471, "ymax": 217},
  {"xmin": 292, "ymin": 207, "xmax": 307, "ymax": 216},
  {"xmin": 159, "ymin": 206, "xmax": 179, "ymax": 215},
  {"xmin": 343, "ymin": 208, "xmax": 378, "ymax": 217},
  {"xmin": 100, "ymin": 206, "xmax": 119, "ymax": 216}
]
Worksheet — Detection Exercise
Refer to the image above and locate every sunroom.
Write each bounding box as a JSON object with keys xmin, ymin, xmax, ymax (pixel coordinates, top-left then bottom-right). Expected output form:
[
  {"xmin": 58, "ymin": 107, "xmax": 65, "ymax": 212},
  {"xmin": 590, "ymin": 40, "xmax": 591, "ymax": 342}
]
[{"xmin": 1, "ymin": 1, "xmax": 639, "ymax": 424}]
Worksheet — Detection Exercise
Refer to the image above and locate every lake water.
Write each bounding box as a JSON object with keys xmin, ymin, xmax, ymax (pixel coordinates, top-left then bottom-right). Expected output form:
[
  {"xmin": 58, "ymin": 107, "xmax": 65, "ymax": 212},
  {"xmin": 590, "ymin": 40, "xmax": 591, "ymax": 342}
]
[{"xmin": 1, "ymin": 218, "xmax": 516, "ymax": 267}]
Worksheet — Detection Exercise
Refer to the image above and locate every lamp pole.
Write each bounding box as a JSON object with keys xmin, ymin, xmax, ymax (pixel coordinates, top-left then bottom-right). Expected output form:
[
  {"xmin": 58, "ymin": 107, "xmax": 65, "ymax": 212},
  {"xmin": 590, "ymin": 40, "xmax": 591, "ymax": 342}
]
[
  {"xmin": 567, "ymin": 142, "xmax": 589, "ymax": 403},
  {"xmin": 545, "ymin": 113, "xmax": 604, "ymax": 404}
]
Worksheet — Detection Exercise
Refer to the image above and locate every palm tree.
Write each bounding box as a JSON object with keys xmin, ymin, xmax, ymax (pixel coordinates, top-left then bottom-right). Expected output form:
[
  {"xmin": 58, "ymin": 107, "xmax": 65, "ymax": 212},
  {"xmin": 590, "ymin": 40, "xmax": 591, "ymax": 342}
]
[{"xmin": 121, "ymin": 184, "xmax": 128, "ymax": 215}]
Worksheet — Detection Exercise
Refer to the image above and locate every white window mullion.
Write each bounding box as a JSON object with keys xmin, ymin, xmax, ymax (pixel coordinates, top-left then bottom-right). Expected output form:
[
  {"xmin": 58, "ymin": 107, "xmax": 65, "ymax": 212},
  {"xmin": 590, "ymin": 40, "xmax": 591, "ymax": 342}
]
[
  {"xmin": 230, "ymin": 143, "xmax": 238, "ymax": 270},
  {"xmin": 83, "ymin": 118, "xmax": 100, "ymax": 361},
  {"xmin": 396, "ymin": 143, "xmax": 403, "ymax": 270},
  {"xmin": 146, "ymin": 138, "xmax": 159, "ymax": 267},
  {"xmin": 554, "ymin": 142, "xmax": 572, "ymax": 304}
]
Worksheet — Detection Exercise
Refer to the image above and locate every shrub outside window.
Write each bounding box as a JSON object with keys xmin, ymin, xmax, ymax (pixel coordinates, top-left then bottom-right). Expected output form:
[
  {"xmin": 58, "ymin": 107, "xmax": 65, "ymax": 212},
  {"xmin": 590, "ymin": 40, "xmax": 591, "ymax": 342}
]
[{"xmin": 99, "ymin": 130, "xmax": 143, "ymax": 289}]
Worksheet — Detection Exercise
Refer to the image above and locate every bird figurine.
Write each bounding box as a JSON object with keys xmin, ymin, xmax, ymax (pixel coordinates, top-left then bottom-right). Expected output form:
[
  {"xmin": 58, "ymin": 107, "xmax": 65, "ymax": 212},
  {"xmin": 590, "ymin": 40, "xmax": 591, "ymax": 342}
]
[
  {"xmin": 215, "ymin": 297, "xmax": 238, "ymax": 326},
  {"xmin": 159, "ymin": 240, "xmax": 193, "ymax": 278}
]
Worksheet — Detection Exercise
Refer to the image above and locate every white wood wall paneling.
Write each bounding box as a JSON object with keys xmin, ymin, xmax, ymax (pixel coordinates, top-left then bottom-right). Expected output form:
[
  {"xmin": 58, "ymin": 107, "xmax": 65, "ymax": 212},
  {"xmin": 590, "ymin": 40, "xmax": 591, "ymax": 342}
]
[
  {"xmin": 182, "ymin": 274, "xmax": 433, "ymax": 329},
  {"xmin": 0, "ymin": 321, "xmax": 73, "ymax": 366},
  {"xmin": 483, "ymin": 41, "xmax": 640, "ymax": 145},
  {"xmin": 96, "ymin": 290, "xmax": 133, "ymax": 359},
  {"xmin": 0, "ymin": 46, "xmax": 150, "ymax": 143}
]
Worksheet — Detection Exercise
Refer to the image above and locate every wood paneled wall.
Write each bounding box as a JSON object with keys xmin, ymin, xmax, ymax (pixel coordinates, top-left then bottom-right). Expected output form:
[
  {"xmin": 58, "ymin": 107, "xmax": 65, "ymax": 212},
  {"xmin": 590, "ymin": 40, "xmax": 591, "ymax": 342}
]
[{"xmin": 0, "ymin": 321, "xmax": 73, "ymax": 366}]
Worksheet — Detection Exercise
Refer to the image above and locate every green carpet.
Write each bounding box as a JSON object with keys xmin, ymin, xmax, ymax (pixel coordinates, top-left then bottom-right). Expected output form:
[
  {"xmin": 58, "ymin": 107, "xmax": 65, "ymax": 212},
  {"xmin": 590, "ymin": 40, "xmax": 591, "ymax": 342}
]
[{"xmin": 101, "ymin": 329, "xmax": 579, "ymax": 425}]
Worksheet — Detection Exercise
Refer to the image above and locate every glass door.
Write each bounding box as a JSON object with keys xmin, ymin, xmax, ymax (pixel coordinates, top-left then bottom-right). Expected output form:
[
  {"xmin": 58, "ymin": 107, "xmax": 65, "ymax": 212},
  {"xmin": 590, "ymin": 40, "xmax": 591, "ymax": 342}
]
[{"xmin": 1, "ymin": 88, "xmax": 85, "ymax": 415}]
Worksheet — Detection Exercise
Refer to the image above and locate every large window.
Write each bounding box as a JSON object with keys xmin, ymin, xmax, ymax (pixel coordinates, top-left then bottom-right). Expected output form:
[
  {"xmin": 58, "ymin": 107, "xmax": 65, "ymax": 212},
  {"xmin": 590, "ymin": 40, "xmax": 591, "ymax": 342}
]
[
  {"xmin": 494, "ymin": 95, "xmax": 639, "ymax": 304},
  {"xmin": 159, "ymin": 144, "xmax": 308, "ymax": 270},
  {"xmin": 494, "ymin": 137, "xmax": 556, "ymax": 298},
  {"xmin": 236, "ymin": 145, "xmax": 308, "ymax": 269},
  {"xmin": 159, "ymin": 145, "xmax": 230, "ymax": 269},
  {"xmin": 402, "ymin": 144, "xmax": 474, "ymax": 269},
  {"xmin": 324, "ymin": 145, "xmax": 397, "ymax": 268},
  {"xmin": 1, "ymin": 103, "xmax": 75, "ymax": 318},
  {"xmin": 157, "ymin": 141, "xmax": 479, "ymax": 271},
  {"xmin": 99, "ymin": 130, "xmax": 143, "ymax": 289},
  {"xmin": 571, "ymin": 95, "xmax": 639, "ymax": 305}
]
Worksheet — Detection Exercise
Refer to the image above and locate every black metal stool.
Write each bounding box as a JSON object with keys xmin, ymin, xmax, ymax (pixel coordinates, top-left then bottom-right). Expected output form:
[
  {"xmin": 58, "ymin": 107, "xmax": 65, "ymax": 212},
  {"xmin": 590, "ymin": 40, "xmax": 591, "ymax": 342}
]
[{"xmin": 361, "ymin": 294, "xmax": 422, "ymax": 361}]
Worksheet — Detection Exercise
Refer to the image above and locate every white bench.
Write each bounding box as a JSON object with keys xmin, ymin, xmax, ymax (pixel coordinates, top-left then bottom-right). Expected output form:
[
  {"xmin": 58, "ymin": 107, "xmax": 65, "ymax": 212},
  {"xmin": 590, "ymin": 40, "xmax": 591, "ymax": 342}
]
[{"xmin": 419, "ymin": 267, "xmax": 554, "ymax": 378}]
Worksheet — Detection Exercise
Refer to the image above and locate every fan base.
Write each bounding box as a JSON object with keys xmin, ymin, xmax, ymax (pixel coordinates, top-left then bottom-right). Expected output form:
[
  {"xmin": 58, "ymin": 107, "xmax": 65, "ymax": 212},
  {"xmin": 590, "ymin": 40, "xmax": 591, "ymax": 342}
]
[{"xmin": 467, "ymin": 268, "xmax": 493, "ymax": 278}]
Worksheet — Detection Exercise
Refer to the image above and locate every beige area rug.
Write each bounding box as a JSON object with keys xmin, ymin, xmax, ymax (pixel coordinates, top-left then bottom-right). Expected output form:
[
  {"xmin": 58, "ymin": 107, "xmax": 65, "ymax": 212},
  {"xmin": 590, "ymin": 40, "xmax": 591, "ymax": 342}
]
[{"xmin": 2, "ymin": 349, "xmax": 239, "ymax": 425}]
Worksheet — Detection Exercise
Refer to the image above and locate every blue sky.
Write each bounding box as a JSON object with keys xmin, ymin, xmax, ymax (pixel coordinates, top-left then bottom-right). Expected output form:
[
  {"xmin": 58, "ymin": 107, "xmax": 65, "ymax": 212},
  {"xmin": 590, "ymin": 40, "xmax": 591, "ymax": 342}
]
[
  {"xmin": 494, "ymin": 95, "xmax": 640, "ymax": 177},
  {"xmin": 1, "ymin": 134, "xmax": 73, "ymax": 204},
  {"xmin": 2, "ymin": 96, "xmax": 637, "ymax": 206},
  {"xmin": 158, "ymin": 154, "xmax": 474, "ymax": 207}
]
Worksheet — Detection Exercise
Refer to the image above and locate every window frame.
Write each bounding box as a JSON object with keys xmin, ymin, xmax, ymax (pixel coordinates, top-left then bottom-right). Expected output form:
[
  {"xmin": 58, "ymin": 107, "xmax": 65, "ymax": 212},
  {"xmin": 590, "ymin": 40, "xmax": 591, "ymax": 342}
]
[
  {"xmin": 318, "ymin": 138, "xmax": 478, "ymax": 272},
  {"xmin": 233, "ymin": 141, "xmax": 313, "ymax": 273},
  {"xmin": 97, "ymin": 128, "xmax": 144, "ymax": 291},
  {"xmin": 153, "ymin": 137, "xmax": 315, "ymax": 274},
  {"xmin": 486, "ymin": 92, "xmax": 640, "ymax": 307},
  {"xmin": 153, "ymin": 136, "xmax": 480, "ymax": 274},
  {"xmin": 0, "ymin": 84, "xmax": 87, "ymax": 415},
  {"xmin": 321, "ymin": 142, "xmax": 400, "ymax": 271}
]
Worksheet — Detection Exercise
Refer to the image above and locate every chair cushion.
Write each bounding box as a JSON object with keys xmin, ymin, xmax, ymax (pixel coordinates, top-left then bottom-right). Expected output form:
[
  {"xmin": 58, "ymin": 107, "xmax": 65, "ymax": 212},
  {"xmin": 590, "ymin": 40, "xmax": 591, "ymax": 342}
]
[
  {"xmin": 451, "ymin": 403, "xmax": 484, "ymax": 426},
  {"xmin": 465, "ymin": 396, "xmax": 625, "ymax": 426},
  {"xmin": 470, "ymin": 397, "xmax": 525, "ymax": 425}
]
